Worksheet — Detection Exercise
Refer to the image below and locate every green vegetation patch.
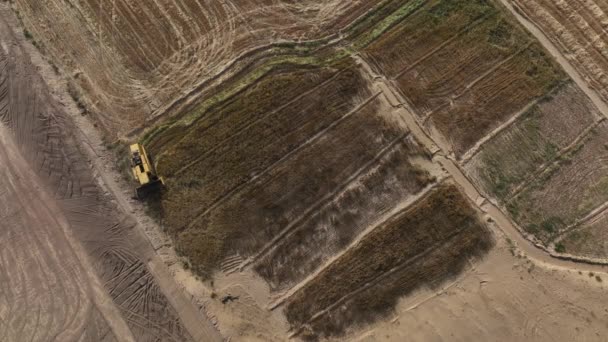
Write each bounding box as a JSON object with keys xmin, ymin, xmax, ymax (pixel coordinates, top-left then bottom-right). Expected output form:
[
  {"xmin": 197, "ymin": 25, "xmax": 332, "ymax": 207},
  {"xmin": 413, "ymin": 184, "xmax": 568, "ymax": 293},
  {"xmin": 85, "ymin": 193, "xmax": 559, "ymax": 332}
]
[{"xmin": 507, "ymin": 122, "xmax": 608, "ymax": 243}]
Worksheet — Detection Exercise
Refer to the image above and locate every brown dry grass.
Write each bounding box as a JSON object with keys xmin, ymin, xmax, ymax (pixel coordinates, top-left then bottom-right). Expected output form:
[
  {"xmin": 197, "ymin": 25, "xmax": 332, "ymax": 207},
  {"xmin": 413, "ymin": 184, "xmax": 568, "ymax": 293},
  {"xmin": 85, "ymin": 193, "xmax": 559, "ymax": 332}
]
[
  {"xmin": 284, "ymin": 183, "xmax": 493, "ymax": 338},
  {"xmin": 160, "ymin": 64, "xmax": 372, "ymax": 234},
  {"xmin": 171, "ymin": 93, "xmax": 404, "ymax": 278},
  {"xmin": 254, "ymin": 138, "xmax": 435, "ymax": 291},
  {"xmin": 365, "ymin": 0, "xmax": 496, "ymax": 77},
  {"xmin": 363, "ymin": 0, "xmax": 566, "ymax": 156}
]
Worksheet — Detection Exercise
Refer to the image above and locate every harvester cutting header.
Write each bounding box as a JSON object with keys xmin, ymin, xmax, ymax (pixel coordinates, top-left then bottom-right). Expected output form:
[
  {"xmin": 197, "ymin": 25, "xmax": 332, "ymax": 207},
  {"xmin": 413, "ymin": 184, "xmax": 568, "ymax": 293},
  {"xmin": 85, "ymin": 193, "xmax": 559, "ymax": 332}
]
[{"xmin": 130, "ymin": 143, "xmax": 164, "ymax": 199}]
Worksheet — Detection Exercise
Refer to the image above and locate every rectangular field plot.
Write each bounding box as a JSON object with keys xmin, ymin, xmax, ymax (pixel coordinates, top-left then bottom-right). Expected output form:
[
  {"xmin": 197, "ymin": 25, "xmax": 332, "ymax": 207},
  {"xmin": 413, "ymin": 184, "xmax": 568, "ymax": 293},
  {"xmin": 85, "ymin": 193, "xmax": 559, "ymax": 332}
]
[
  {"xmin": 507, "ymin": 121, "xmax": 608, "ymax": 243},
  {"xmin": 164, "ymin": 87, "xmax": 432, "ymax": 276},
  {"xmin": 512, "ymin": 0, "xmax": 608, "ymax": 102},
  {"xmin": 254, "ymin": 137, "xmax": 435, "ymax": 292},
  {"xmin": 464, "ymin": 83, "xmax": 600, "ymax": 201},
  {"xmin": 363, "ymin": 0, "xmax": 565, "ymax": 156},
  {"xmin": 284, "ymin": 184, "xmax": 493, "ymax": 338},
  {"xmin": 561, "ymin": 209, "xmax": 608, "ymax": 259},
  {"xmin": 158, "ymin": 65, "xmax": 373, "ymax": 232}
]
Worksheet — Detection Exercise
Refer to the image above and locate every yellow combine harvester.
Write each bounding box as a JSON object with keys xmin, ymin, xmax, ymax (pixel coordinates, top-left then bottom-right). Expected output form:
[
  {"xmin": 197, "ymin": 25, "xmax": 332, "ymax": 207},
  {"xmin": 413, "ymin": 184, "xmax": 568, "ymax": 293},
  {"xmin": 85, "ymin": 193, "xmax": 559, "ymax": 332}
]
[{"xmin": 130, "ymin": 143, "xmax": 164, "ymax": 199}]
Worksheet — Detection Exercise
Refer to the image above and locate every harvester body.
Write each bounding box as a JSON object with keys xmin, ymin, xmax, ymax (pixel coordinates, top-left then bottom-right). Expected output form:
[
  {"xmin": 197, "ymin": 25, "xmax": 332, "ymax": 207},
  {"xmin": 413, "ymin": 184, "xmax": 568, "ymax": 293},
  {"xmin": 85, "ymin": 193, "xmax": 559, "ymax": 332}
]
[{"xmin": 130, "ymin": 143, "xmax": 163, "ymax": 199}]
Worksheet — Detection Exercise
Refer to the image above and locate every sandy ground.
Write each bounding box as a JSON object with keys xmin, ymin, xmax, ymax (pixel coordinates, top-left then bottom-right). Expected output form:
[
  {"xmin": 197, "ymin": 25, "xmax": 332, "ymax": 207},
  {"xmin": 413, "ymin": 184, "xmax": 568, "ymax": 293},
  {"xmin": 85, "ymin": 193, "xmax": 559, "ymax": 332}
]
[
  {"xmin": 0, "ymin": 123, "xmax": 127, "ymax": 342},
  {"xmin": 0, "ymin": 3, "xmax": 221, "ymax": 341},
  {"xmin": 334, "ymin": 236, "xmax": 608, "ymax": 342}
]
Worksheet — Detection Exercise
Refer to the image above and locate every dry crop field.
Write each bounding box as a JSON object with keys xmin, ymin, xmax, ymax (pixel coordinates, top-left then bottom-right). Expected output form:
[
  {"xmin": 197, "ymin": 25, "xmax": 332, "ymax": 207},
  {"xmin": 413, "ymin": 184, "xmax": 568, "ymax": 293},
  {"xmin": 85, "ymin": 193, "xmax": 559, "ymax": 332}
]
[
  {"xmin": 509, "ymin": 0, "xmax": 608, "ymax": 102},
  {"xmin": 464, "ymin": 83, "xmax": 601, "ymax": 201},
  {"xmin": 464, "ymin": 82, "xmax": 608, "ymax": 245},
  {"xmin": 507, "ymin": 121, "xmax": 608, "ymax": 243},
  {"xmin": 154, "ymin": 59, "xmax": 436, "ymax": 279},
  {"xmin": 561, "ymin": 209, "xmax": 608, "ymax": 258},
  {"xmin": 10, "ymin": 0, "xmax": 608, "ymax": 340},
  {"xmin": 138, "ymin": 0, "xmax": 511, "ymax": 338},
  {"xmin": 364, "ymin": 0, "xmax": 566, "ymax": 156}
]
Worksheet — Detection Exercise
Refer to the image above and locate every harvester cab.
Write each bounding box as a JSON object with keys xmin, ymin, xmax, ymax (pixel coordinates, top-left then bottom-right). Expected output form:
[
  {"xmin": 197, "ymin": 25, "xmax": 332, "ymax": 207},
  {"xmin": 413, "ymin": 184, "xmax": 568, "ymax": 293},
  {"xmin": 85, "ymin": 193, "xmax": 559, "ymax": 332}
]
[{"xmin": 130, "ymin": 143, "xmax": 164, "ymax": 199}]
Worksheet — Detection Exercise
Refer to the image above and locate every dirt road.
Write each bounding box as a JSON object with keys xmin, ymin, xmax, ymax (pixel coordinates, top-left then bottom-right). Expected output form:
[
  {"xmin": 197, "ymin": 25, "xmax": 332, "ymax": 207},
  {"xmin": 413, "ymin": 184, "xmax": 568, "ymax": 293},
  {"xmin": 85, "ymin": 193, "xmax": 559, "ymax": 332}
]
[{"xmin": 0, "ymin": 4, "xmax": 221, "ymax": 341}]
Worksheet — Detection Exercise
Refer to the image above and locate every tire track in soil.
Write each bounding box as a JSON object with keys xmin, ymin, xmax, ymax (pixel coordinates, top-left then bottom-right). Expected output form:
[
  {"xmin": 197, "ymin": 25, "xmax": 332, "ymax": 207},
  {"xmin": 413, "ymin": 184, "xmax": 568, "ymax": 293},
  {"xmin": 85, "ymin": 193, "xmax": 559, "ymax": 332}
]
[{"xmin": 0, "ymin": 4, "xmax": 220, "ymax": 341}]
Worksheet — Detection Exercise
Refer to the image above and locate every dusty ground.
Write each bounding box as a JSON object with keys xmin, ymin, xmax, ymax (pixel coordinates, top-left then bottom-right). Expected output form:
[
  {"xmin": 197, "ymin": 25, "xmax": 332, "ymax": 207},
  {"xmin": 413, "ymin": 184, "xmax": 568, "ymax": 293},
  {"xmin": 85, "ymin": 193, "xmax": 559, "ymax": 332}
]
[
  {"xmin": 0, "ymin": 3, "xmax": 220, "ymax": 341},
  {"xmin": 5, "ymin": 0, "xmax": 608, "ymax": 341}
]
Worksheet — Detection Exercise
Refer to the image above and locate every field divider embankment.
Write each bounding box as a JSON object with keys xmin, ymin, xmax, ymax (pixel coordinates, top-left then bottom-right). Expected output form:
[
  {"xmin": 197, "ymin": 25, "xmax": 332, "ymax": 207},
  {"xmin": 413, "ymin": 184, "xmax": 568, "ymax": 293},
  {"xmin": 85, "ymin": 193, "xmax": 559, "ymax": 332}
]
[
  {"xmin": 506, "ymin": 117, "xmax": 606, "ymax": 203},
  {"xmin": 266, "ymin": 180, "xmax": 443, "ymax": 311},
  {"xmin": 184, "ymin": 92, "xmax": 383, "ymax": 231},
  {"xmin": 236, "ymin": 132, "xmax": 409, "ymax": 273},
  {"xmin": 172, "ymin": 69, "xmax": 350, "ymax": 177},
  {"xmin": 460, "ymin": 90, "xmax": 543, "ymax": 164},
  {"xmin": 288, "ymin": 229, "xmax": 465, "ymax": 339}
]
